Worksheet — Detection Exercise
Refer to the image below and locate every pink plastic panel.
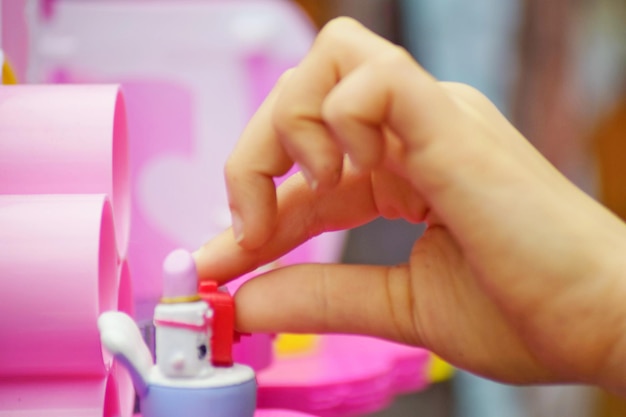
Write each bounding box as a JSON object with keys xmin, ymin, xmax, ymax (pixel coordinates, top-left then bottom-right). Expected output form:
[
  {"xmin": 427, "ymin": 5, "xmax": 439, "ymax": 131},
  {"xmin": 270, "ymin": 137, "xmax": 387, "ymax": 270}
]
[
  {"xmin": 113, "ymin": 359, "xmax": 135, "ymax": 417},
  {"xmin": 118, "ymin": 259, "xmax": 134, "ymax": 317},
  {"xmin": 257, "ymin": 335, "xmax": 431, "ymax": 417},
  {"xmin": 0, "ymin": 85, "xmax": 130, "ymax": 255},
  {"xmin": 115, "ymin": 261, "xmax": 135, "ymax": 417},
  {"xmin": 0, "ymin": 375, "xmax": 120, "ymax": 417},
  {"xmin": 0, "ymin": 194, "xmax": 117, "ymax": 377}
]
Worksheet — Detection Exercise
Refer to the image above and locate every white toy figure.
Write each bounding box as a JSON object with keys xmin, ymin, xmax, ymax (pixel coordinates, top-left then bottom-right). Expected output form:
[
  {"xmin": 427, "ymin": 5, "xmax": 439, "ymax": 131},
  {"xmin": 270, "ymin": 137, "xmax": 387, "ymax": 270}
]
[{"xmin": 98, "ymin": 249, "xmax": 256, "ymax": 417}]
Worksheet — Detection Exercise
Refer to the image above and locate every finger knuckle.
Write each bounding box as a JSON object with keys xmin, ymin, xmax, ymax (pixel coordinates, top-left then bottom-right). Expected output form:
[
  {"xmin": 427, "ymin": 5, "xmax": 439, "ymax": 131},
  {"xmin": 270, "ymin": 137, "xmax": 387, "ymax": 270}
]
[
  {"xmin": 376, "ymin": 45, "xmax": 415, "ymax": 68},
  {"xmin": 271, "ymin": 104, "xmax": 308, "ymax": 139},
  {"xmin": 318, "ymin": 17, "xmax": 362, "ymax": 45},
  {"xmin": 320, "ymin": 95, "xmax": 351, "ymax": 127}
]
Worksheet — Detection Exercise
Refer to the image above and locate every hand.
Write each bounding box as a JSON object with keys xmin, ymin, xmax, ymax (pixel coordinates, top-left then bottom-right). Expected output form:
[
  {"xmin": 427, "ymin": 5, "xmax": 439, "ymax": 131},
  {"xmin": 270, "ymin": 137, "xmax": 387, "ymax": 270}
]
[{"xmin": 194, "ymin": 18, "xmax": 626, "ymax": 392}]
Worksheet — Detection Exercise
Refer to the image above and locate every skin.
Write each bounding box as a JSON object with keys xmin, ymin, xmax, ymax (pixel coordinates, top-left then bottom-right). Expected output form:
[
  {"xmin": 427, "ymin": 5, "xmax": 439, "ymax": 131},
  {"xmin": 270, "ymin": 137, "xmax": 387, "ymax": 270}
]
[{"xmin": 194, "ymin": 17, "xmax": 626, "ymax": 393}]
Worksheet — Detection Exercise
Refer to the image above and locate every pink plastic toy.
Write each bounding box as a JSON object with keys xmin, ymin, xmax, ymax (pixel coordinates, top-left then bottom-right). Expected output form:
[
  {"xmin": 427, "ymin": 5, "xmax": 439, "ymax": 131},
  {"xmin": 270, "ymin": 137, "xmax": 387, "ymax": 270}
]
[
  {"xmin": 0, "ymin": 375, "xmax": 121, "ymax": 417},
  {"xmin": 0, "ymin": 81, "xmax": 133, "ymax": 415},
  {"xmin": 257, "ymin": 335, "xmax": 430, "ymax": 417},
  {"xmin": 0, "ymin": 194, "xmax": 126, "ymax": 416},
  {"xmin": 116, "ymin": 260, "xmax": 136, "ymax": 415},
  {"xmin": 0, "ymin": 85, "xmax": 130, "ymax": 255},
  {"xmin": 0, "ymin": 194, "xmax": 118, "ymax": 377}
]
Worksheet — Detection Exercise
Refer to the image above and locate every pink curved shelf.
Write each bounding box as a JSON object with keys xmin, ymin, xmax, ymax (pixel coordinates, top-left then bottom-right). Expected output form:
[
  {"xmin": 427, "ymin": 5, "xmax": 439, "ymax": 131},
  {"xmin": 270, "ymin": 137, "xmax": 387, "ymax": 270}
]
[
  {"xmin": 115, "ymin": 262, "xmax": 136, "ymax": 416},
  {"xmin": 0, "ymin": 194, "xmax": 118, "ymax": 378},
  {"xmin": 0, "ymin": 85, "xmax": 131, "ymax": 256},
  {"xmin": 257, "ymin": 335, "xmax": 430, "ymax": 417}
]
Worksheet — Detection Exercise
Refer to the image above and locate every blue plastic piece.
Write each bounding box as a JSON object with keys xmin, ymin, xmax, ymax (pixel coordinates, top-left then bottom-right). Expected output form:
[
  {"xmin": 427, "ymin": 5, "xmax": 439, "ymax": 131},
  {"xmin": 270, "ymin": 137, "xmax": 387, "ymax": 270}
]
[{"xmin": 141, "ymin": 379, "xmax": 257, "ymax": 417}]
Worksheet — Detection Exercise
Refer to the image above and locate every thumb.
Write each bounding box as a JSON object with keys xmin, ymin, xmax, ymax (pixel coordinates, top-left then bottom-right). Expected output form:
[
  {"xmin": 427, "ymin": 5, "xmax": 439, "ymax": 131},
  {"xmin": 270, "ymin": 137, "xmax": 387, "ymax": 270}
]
[{"xmin": 233, "ymin": 262, "xmax": 419, "ymax": 345}]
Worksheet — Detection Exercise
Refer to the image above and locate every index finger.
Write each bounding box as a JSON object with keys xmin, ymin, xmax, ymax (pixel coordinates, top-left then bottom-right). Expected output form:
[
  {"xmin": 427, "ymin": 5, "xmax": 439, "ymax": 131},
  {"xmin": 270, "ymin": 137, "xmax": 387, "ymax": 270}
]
[
  {"xmin": 195, "ymin": 168, "xmax": 379, "ymax": 282},
  {"xmin": 224, "ymin": 18, "xmax": 403, "ymax": 250}
]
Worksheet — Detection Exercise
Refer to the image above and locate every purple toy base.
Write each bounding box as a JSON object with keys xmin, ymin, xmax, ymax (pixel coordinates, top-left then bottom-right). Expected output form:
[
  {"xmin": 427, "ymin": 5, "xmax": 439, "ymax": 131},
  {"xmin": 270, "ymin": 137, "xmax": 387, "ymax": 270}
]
[{"xmin": 140, "ymin": 380, "xmax": 256, "ymax": 417}]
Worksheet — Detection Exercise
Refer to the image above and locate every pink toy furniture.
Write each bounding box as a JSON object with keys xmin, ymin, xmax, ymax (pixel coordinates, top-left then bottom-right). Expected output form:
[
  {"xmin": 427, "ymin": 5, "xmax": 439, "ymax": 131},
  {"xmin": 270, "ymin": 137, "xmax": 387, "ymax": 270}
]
[
  {"xmin": 0, "ymin": 194, "xmax": 118, "ymax": 377},
  {"xmin": 0, "ymin": 84, "xmax": 130, "ymax": 255},
  {"xmin": 257, "ymin": 336, "xmax": 430, "ymax": 417},
  {"xmin": 0, "ymin": 84, "xmax": 132, "ymax": 416}
]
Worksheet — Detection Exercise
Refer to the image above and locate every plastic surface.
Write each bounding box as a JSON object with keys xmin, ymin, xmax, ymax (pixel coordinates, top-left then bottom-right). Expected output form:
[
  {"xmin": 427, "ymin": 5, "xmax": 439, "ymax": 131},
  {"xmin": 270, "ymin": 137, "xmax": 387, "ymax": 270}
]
[
  {"xmin": 0, "ymin": 194, "xmax": 117, "ymax": 377},
  {"xmin": 116, "ymin": 259, "xmax": 137, "ymax": 415},
  {"xmin": 0, "ymin": 375, "xmax": 120, "ymax": 417},
  {"xmin": 0, "ymin": 85, "xmax": 130, "ymax": 255},
  {"xmin": 0, "ymin": 81, "xmax": 133, "ymax": 414},
  {"xmin": 257, "ymin": 335, "xmax": 431, "ymax": 417},
  {"xmin": 118, "ymin": 259, "xmax": 134, "ymax": 317}
]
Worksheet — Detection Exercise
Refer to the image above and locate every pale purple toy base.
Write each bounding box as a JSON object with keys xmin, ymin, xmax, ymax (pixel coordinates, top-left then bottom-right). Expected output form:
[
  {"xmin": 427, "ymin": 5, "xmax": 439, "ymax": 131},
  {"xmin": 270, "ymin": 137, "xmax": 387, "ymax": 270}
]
[
  {"xmin": 257, "ymin": 335, "xmax": 430, "ymax": 417},
  {"xmin": 141, "ymin": 379, "xmax": 256, "ymax": 417}
]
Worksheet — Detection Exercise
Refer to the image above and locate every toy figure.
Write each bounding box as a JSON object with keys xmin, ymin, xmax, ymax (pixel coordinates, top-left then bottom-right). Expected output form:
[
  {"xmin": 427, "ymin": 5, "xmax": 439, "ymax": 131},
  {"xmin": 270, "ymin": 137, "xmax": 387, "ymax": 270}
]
[{"xmin": 98, "ymin": 249, "xmax": 256, "ymax": 417}]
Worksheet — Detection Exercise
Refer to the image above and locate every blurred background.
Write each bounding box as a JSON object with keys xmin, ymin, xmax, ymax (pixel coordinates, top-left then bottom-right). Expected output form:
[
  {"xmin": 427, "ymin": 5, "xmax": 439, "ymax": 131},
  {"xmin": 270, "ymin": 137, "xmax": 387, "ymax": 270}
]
[{"xmin": 3, "ymin": 0, "xmax": 626, "ymax": 416}]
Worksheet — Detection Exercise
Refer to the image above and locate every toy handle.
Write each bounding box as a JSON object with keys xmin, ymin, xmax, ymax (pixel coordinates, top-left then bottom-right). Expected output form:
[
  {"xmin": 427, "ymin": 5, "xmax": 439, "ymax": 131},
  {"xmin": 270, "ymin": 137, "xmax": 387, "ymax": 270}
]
[{"xmin": 98, "ymin": 311, "xmax": 152, "ymax": 396}]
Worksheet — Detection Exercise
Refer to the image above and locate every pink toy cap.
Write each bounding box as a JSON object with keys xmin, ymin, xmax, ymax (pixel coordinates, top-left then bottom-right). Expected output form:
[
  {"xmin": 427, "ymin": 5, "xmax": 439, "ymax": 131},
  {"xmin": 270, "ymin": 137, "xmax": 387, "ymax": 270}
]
[{"xmin": 161, "ymin": 249, "xmax": 199, "ymax": 302}]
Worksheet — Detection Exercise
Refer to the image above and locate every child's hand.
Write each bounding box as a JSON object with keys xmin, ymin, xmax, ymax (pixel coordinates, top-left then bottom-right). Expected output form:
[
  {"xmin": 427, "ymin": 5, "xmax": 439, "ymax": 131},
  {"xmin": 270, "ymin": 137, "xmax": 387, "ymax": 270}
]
[{"xmin": 194, "ymin": 18, "xmax": 626, "ymax": 392}]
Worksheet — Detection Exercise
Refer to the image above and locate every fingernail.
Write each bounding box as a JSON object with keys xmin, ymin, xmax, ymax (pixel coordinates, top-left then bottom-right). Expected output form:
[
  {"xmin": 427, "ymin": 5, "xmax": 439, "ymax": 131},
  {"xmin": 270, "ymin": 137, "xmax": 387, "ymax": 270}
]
[
  {"xmin": 300, "ymin": 166, "xmax": 319, "ymax": 190},
  {"xmin": 231, "ymin": 211, "xmax": 244, "ymax": 243}
]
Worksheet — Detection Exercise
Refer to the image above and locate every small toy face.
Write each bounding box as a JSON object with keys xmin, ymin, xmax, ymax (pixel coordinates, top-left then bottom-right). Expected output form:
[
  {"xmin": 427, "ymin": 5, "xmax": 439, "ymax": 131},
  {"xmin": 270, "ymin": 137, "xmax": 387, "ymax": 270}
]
[{"xmin": 154, "ymin": 301, "xmax": 213, "ymax": 378}]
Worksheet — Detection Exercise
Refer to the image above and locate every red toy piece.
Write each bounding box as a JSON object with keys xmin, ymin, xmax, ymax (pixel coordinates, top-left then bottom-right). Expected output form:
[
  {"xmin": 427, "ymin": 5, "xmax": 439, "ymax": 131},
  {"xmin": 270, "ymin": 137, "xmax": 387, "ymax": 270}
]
[{"xmin": 198, "ymin": 280, "xmax": 237, "ymax": 367}]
